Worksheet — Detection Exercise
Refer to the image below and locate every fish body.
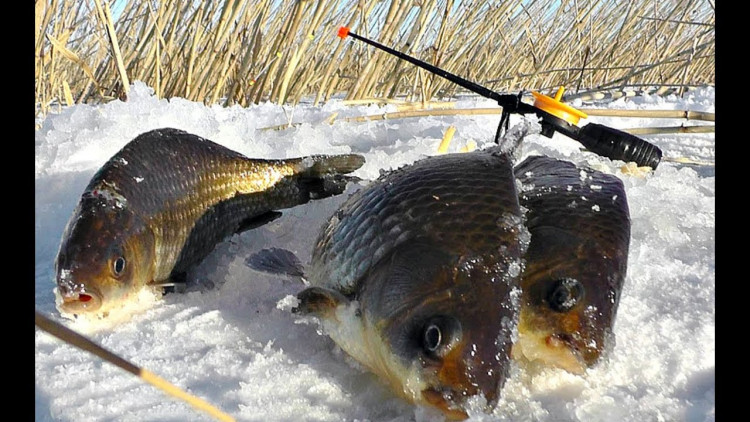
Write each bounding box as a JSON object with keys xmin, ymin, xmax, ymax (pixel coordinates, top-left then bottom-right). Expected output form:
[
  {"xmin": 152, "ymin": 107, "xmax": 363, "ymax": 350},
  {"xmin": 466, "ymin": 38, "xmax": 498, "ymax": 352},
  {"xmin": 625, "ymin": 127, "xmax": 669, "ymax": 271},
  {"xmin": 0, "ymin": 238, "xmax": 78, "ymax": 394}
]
[
  {"xmin": 295, "ymin": 148, "xmax": 525, "ymax": 419},
  {"xmin": 55, "ymin": 128, "xmax": 364, "ymax": 316},
  {"xmin": 512, "ymin": 155, "xmax": 630, "ymax": 373},
  {"xmin": 247, "ymin": 150, "xmax": 632, "ymax": 416}
]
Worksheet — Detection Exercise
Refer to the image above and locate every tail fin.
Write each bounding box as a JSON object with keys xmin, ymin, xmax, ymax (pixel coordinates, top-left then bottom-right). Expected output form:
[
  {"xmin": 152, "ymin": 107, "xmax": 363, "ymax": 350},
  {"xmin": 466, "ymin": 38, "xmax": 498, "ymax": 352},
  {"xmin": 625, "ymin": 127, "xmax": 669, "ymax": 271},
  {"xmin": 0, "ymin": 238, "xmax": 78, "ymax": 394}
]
[
  {"xmin": 292, "ymin": 154, "xmax": 366, "ymax": 176},
  {"xmin": 289, "ymin": 153, "xmax": 365, "ymax": 201},
  {"xmin": 299, "ymin": 173, "xmax": 362, "ymax": 201}
]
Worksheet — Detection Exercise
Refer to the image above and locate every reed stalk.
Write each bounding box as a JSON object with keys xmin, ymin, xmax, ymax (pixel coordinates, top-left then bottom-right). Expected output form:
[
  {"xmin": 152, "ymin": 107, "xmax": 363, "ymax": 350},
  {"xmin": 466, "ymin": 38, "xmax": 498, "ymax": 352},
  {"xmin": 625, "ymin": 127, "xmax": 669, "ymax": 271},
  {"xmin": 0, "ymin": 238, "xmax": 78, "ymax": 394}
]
[
  {"xmin": 34, "ymin": 0, "xmax": 714, "ymax": 118},
  {"xmin": 35, "ymin": 311, "xmax": 235, "ymax": 422},
  {"xmin": 623, "ymin": 125, "xmax": 714, "ymax": 135},
  {"xmin": 92, "ymin": 0, "xmax": 130, "ymax": 99},
  {"xmin": 258, "ymin": 104, "xmax": 715, "ymax": 131}
]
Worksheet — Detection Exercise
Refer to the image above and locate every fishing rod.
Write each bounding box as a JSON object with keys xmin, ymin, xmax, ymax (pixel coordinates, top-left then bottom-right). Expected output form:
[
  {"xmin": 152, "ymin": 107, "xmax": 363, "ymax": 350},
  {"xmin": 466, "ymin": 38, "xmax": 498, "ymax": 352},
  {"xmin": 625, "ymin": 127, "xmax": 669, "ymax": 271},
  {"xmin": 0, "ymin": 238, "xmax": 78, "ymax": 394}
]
[{"xmin": 337, "ymin": 27, "xmax": 663, "ymax": 169}]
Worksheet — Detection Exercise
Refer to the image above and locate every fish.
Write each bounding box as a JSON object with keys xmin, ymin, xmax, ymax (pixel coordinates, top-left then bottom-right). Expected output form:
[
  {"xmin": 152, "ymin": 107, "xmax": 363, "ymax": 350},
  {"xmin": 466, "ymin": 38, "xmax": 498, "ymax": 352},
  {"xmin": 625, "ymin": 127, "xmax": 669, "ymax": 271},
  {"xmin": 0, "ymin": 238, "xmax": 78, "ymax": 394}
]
[
  {"xmin": 54, "ymin": 127, "xmax": 365, "ymax": 317},
  {"xmin": 250, "ymin": 147, "xmax": 526, "ymax": 419},
  {"xmin": 511, "ymin": 155, "xmax": 630, "ymax": 374}
]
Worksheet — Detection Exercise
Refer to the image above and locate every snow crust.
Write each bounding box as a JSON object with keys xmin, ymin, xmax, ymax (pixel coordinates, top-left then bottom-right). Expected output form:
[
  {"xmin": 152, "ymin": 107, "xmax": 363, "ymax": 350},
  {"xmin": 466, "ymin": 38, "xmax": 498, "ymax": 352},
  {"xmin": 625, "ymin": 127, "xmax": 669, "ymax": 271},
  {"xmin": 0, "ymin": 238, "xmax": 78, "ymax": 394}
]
[{"xmin": 35, "ymin": 82, "xmax": 714, "ymax": 422}]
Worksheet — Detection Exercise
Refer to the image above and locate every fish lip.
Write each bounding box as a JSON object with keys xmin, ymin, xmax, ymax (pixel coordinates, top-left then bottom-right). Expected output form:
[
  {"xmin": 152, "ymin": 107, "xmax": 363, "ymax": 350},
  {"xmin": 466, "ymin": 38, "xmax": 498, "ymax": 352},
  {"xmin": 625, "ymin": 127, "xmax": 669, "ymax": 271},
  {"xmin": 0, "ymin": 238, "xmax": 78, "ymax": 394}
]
[
  {"xmin": 421, "ymin": 387, "xmax": 470, "ymax": 420},
  {"xmin": 547, "ymin": 333, "xmax": 589, "ymax": 373},
  {"xmin": 56, "ymin": 285, "xmax": 103, "ymax": 313}
]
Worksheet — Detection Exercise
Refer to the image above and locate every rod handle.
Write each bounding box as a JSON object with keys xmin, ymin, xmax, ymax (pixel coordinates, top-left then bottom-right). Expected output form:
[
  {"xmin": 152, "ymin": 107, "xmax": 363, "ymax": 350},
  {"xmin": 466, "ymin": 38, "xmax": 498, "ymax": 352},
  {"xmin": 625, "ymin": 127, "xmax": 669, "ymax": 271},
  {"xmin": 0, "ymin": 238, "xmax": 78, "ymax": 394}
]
[{"xmin": 576, "ymin": 123, "xmax": 662, "ymax": 169}]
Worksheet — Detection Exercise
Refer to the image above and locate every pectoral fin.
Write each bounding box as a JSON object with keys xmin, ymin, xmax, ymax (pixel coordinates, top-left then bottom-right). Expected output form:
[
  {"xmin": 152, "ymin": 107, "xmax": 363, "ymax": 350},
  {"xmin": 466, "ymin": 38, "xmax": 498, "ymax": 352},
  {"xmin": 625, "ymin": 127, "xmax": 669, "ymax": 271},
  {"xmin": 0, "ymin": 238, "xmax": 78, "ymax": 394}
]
[
  {"xmin": 246, "ymin": 248, "xmax": 305, "ymax": 278},
  {"xmin": 153, "ymin": 272, "xmax": 188, "ymax": 294},
  {"xmin": 295, "ymin": 286, "xmax": 349, "ymax": 318}
]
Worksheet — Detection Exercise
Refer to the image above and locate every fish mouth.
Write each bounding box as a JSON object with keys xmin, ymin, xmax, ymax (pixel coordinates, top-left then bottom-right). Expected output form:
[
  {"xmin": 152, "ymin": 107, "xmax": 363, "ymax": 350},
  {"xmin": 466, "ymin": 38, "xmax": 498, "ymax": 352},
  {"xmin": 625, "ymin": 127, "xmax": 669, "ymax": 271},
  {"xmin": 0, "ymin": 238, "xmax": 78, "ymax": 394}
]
[
  {"xmin": 421, "ymin": 388, "xmax": 470, "ymax": 420},
  {"xmin": 512, "ymin": 331, "xmax": 588, "ymax": 374},
  {"xmin": 545, "ymin": 333, "xmax": 589, "ymax": 373},
  {"xmin": 55, "ymin": 286, "xmax": 103, "ymax": 314},
  {"xmin": 418, "ymin": 355, "xmax": 498, "ymax": 420}
]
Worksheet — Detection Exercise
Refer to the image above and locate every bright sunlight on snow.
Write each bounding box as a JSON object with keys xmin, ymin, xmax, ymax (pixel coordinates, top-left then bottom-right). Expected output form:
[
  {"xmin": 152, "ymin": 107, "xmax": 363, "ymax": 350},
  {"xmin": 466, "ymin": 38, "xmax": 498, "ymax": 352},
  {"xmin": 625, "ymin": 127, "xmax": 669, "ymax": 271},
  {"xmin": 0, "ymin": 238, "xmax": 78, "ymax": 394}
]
[{"xmin": 35, "ymin": 82, "xmax": 714, "ymax": 422}]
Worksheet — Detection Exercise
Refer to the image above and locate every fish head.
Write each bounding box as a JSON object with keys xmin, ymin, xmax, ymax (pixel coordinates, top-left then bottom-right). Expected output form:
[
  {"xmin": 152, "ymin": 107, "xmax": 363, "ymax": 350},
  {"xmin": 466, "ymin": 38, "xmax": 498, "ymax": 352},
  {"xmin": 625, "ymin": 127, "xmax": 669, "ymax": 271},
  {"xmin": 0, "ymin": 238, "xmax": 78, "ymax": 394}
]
[
  {"xmin": 514, "ymin": 225, "xmax": 628, "ymax": 373},
  {"xmin": 513, "ymin": 155, "xmax": 630, "ymax": 374},
  {"xmin": 305, "ymin": 151, "xmax": 524, "ymax": 418},
  {"xmin": 360, "ymin": 240, "xmax": 521, "ymax": 419},
  {"xmin": 55, "ymin": 194, "xmax": 155, "ymax": 315}
]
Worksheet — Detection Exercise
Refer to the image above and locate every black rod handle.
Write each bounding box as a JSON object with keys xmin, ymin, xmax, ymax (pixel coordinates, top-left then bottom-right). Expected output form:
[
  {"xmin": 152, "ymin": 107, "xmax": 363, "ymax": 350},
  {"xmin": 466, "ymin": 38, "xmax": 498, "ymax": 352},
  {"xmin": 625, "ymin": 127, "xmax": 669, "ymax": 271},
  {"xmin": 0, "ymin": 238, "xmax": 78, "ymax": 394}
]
[{"xmin": 575, "ymin": 123, "xmax": 662, "ymax": 169}]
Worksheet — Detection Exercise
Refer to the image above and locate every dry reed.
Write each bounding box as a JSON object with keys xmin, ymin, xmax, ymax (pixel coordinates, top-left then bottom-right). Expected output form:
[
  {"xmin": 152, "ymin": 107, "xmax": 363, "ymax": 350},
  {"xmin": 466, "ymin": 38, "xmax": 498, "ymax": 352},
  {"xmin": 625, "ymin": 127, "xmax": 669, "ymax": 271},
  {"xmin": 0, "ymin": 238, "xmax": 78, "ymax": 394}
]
[
  {"xmin": 257, "ymin": 104, "xmax": 715, "ymax": 132},
  {"xmin": 35, "ymin": 0, "xmax": 714, "ymax": 119},
  {"xmin": 35, "ymin": 311, "xmax": 235, "ymax": 422}
]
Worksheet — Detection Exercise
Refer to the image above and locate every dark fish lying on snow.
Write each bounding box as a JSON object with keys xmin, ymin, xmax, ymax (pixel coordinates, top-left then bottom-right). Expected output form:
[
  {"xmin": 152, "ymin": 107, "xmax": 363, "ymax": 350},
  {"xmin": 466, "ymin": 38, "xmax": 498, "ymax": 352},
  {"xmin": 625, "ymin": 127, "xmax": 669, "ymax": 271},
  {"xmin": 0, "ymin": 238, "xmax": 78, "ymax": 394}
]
[
  {"xmin": 250, "ymin": 147, "xmax": 526, "ymax": 419},
  {"xmin": 248, "ymin": 149, "xmax": 632, "ymax": 418},
  {"xmin": 512, "ymin": 155, "xmax": 630, "ymax": 374},
  {"xmin": 55, "ymin": 128, "xmax": 365, "ymax": 316}
]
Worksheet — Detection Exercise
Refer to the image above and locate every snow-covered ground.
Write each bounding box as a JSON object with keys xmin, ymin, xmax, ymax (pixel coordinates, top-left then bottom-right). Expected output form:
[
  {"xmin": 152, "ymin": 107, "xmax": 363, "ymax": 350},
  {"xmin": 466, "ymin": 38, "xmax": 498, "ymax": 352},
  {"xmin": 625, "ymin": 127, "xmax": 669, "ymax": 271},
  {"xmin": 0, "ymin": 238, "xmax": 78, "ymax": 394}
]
[{"xmin": 35, "ymin": 82, "xmax": 715, "ymax": 422}]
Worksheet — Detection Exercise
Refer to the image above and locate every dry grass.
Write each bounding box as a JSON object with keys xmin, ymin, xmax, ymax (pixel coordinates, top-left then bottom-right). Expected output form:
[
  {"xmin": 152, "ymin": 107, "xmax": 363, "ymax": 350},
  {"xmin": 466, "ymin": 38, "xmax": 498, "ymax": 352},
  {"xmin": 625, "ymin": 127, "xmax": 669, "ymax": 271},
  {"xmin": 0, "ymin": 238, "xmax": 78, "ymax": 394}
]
[
  {"xmin": 257, "ymin": 105, "xmax": 715, "ymax": 132},
  {"xmin": 35, "ymin": 0, "xmax": 714, "ymax": 119}
]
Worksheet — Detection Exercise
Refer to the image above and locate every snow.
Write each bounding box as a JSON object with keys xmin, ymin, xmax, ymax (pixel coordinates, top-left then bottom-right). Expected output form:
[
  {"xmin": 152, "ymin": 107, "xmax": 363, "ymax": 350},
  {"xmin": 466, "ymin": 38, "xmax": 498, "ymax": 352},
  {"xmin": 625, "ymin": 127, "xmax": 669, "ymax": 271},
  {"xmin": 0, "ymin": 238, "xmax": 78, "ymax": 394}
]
[{"xmin": 35, "ymin": 82, "xmax": 715, "ymax": 422}]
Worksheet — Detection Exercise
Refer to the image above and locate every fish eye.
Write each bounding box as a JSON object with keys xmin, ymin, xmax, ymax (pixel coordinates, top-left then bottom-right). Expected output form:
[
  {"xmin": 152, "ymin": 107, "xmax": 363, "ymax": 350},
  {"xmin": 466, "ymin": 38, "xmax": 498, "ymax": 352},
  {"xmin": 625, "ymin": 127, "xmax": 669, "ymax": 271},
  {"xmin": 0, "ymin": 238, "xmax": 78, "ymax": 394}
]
[
  {"xmin": 419, "ymin": 316, "xmax": 461, "ymax": 356},
  {"xmin": 113, "ymin": 256, "xmax": 126, "ymax": 276},
  {"xmin": 548, "ymin": 277, "xmax": 584, "ymax": 312},
  {"xmin": 423, "ymin": 324, "xmax": 442, "ymax": 352}
]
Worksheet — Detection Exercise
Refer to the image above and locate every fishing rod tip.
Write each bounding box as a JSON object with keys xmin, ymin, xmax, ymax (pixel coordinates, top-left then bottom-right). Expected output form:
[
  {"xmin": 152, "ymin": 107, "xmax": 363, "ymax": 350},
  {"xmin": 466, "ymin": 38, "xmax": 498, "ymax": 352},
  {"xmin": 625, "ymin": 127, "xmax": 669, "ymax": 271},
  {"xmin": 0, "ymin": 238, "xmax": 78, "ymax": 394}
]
[{"xmin": 338, "ymin": 26, "xmax": 350, "ymax": 39}]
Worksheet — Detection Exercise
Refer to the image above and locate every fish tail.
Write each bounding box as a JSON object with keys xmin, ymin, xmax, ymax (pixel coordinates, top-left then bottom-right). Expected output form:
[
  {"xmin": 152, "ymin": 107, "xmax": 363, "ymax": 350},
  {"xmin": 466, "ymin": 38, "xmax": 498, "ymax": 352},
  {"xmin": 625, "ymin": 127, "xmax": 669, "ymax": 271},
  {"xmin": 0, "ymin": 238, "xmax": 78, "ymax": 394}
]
[
  {"xmin": 298, "ymin": 173, "xmax": 361, "ymax": 201},
  {"xmin": 285, "ymin": 153, "xmax": 365, "ymax": 201},
  {"xmin": 292, "ymin": 154, "xmax": 366, "ymax": 176}
]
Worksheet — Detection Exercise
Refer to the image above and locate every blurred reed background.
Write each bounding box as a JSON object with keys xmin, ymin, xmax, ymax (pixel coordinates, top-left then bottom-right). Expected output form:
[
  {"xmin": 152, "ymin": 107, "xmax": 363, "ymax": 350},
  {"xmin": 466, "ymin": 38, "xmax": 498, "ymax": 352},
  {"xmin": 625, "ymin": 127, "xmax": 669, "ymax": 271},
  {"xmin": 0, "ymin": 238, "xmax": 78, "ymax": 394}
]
[{"xmin": 34, "ymin": 0, "xmax": 715, "ymax": 118}]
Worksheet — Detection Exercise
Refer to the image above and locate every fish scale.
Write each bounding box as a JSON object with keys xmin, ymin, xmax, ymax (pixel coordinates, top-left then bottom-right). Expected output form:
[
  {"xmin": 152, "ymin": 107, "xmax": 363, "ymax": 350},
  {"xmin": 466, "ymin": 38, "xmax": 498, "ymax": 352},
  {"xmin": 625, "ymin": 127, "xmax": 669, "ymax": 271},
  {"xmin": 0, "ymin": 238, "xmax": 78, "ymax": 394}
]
[
  {"xmin": 55, "ymin": 127, "xmax": 364, "ymax": 315},
  {"xmin": 516, "ymin": 156, "xmax": 629, "ymax": 270},
  {"xmin": 246, "ymin": 148, "xmax": 633, "ymax": 419},
  {"xmin": 513, "ymin": 155, "xmax": 630, "ymax": 373},
  {"xmin": 103, "ymin": 130, "xmax": 301, "ymax": 281},
  {"xmin": 309, "ymin": 149, "xmax": 522, "ymax": 295},
  {"xmin": 287, "ymin": 147, "xmax": 525, "ymax": 419}
]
